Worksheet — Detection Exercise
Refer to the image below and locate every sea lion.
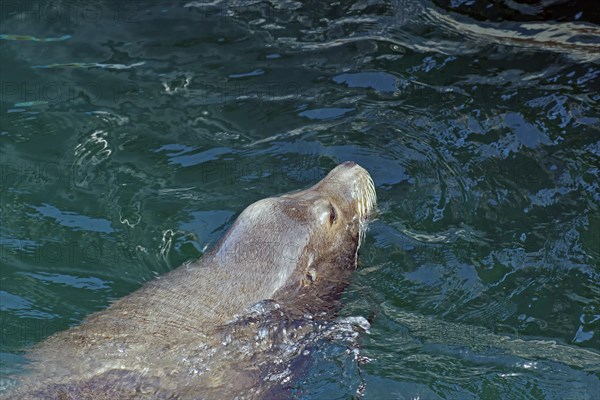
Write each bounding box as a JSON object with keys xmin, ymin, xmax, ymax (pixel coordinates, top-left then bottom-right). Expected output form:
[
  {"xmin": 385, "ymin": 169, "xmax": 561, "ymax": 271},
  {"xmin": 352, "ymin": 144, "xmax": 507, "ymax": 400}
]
[{"xmin": 7, "ymin": 161, "xmax": 376, "ymax": 399}]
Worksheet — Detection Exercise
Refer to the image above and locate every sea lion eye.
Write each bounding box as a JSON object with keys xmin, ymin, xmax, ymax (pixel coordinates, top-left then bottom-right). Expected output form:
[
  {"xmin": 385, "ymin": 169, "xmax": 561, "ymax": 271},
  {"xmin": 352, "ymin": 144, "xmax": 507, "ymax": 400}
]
[{"xmin": 329, "ymin": 206, "xmax": 337, "ymax": 224}]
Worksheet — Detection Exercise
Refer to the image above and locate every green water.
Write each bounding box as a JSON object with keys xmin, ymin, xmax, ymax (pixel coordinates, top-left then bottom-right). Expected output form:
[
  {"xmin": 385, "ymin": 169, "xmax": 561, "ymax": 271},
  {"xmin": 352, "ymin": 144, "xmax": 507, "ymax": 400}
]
[{"xmin": 1, "ymin": 1, "xmax": 599, "ymax": 398}]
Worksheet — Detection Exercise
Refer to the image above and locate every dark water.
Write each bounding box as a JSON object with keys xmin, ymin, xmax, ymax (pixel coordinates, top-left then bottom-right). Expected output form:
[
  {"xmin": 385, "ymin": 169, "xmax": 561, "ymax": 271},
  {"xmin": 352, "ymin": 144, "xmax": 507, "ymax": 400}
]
[{"xmin": 1, "ymin": 0, "xmax": 599, "ymax": 398}]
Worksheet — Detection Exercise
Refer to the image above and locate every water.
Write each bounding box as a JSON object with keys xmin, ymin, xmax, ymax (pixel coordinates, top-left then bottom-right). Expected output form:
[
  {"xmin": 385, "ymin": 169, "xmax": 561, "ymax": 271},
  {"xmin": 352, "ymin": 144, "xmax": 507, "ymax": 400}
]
[{"xmin": 1, "ymin": 0, "xmax": 599, "ymax": 398}]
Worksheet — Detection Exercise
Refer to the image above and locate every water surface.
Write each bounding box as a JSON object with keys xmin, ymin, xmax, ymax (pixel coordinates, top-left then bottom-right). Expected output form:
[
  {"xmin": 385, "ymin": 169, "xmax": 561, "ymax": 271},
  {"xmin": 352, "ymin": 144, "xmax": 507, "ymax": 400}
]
[{"xmin": 1, "ymin": 1, "xmax": 599, "ymax": 398}]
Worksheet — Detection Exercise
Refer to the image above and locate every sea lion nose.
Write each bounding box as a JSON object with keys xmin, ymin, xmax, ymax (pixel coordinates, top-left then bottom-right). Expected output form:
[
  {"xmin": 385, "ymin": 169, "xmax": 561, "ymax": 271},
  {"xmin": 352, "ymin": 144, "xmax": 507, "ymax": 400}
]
[{"xmin": 341, "ymin": 161, "xmax": 357, "ymax": 167}]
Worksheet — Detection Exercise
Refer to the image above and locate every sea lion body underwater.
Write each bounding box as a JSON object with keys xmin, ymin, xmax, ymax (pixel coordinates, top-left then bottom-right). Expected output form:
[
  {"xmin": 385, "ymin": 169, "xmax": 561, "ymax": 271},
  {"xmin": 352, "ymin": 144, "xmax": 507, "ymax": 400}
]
[{"xmin": 7, "ymin": 161, "xmax": 376, "ymax": 399}]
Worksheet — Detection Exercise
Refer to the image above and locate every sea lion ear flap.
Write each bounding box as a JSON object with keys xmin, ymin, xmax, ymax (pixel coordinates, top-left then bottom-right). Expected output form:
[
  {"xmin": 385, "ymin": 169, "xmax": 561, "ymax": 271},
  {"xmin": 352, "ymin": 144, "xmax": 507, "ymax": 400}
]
[{"xmin": 303, "ymin": 268, "xmax": 317, "ymax": 284}]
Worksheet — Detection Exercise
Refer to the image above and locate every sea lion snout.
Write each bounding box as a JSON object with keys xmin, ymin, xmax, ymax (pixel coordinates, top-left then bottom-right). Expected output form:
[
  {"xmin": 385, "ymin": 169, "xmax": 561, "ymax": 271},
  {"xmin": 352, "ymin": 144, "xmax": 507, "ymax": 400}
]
[
  {"xmin": 318, "ymin": 161, "xmax": 377, "ymax": 224},
  {"xmin": 282, "ymin": 161, "xmax": 376, "ymax": 233}
]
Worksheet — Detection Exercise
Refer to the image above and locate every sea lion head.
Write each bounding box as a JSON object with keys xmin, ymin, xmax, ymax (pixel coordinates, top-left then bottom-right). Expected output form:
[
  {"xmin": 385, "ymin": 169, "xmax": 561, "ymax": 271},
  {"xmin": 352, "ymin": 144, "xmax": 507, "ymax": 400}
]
[
  {"xmin": 272, "ymin": 161, "xmax": 376, "ymax": 307},
  {"xmin": 281, "ymin": 161, "xmax": 376, "ymax": 268},
  {"xmin": 209, "ymin": 161, "xmax": 376, "ymax": 314}
]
